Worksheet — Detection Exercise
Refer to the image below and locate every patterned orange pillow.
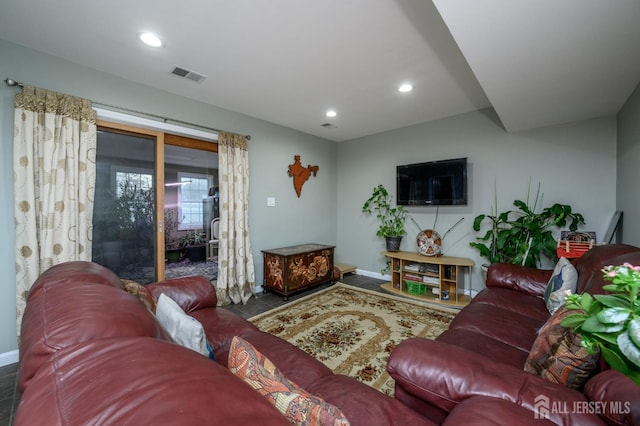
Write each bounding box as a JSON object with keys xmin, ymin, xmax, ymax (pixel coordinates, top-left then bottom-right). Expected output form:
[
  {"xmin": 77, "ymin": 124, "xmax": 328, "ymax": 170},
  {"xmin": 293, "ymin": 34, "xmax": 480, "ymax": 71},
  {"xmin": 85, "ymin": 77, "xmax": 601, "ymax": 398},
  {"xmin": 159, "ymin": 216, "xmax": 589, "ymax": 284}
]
[
  {"xmin": 524, "ymin": 307, "xmax": 599, "ymax": 390},
  {"xmin": 228, "ymin": 336, "xmax": 350, "ymax": 426},
  {"xmin": 122, "ymin": 279, "xmax": 156, "ymax": 313}
]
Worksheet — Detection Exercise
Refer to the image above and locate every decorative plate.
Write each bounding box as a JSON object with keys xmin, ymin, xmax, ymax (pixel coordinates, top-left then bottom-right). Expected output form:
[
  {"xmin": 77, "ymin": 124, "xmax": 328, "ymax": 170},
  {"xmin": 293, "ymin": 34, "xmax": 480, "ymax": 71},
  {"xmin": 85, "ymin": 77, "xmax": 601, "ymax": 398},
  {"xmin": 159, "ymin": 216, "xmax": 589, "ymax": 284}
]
[{"xmin": 416, "ymin": 229, "xmax": 442, "ymax": 256}]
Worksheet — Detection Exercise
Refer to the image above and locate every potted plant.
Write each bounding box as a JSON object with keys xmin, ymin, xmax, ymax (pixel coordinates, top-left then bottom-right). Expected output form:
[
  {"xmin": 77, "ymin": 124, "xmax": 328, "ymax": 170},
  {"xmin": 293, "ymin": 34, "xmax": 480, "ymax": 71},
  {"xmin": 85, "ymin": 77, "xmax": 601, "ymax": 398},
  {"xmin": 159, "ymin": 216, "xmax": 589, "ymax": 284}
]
[
  {"xmin": 362, "ymin": 184, "xmax": 407, "ymax": 251},
  {"xmin": 561, "ymin": 263, "xmax": 640, "ymax": 385},
  {"xmin": 470, "ymin": 181, "xmax": 585, "ymax": 268},
  {"xmin": 164, "ymin": 209, "xmax": 184, "ymax": 262},
  {"xmin": 182, "ymin": 229, "xmax": 207, "ymax": 262}
]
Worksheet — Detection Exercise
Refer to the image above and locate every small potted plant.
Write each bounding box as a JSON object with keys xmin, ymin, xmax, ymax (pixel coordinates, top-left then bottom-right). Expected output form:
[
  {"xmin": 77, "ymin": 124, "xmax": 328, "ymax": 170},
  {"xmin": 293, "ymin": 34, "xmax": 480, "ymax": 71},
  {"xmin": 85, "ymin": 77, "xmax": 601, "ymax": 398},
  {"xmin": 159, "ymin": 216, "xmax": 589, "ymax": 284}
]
[
  {"xmin": 561, "ymin": 263, "xmax": 640, "ymax": 385},
  {"xmin": 182, "ymin": 229, "xmax": 207, "ymax": 262},
  {"xmin": 362, "ymin": 184, "xmax": 407, "ymax": 251},
  {"xmin": 470, "ymin": 181, "xmax": 585, "ymax": 268}
]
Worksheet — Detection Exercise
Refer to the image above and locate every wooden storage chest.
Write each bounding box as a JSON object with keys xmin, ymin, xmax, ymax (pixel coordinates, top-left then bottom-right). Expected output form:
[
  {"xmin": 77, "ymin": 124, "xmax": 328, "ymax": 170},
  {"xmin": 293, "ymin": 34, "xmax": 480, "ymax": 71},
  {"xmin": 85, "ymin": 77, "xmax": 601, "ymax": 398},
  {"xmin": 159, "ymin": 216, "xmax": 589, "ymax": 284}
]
[{"xmin": 262, "ymin": 243, "xmax": 335, "ymax": 300}]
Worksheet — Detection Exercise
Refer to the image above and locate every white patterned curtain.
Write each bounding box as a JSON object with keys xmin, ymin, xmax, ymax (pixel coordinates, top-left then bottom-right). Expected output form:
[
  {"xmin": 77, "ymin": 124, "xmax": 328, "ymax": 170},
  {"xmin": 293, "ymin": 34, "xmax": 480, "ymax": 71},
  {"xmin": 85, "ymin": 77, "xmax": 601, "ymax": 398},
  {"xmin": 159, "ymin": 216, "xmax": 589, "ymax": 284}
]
[
  {"xmin": 217, "ymin": 131, "xmax": 255, "ymax": 305},
  {"xmin": 14, "ymin": 86, "xmax": 97, "ymax": 335}
]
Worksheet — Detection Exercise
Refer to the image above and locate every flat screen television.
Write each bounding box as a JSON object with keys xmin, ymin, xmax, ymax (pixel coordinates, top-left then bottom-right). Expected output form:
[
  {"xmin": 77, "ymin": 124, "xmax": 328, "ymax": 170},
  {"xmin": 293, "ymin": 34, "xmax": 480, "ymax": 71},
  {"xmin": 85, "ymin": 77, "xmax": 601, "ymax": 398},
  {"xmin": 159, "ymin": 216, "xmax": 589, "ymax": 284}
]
[{"xmin": 396, "ymin": 157, "xmax": 468, "ymax": 206}]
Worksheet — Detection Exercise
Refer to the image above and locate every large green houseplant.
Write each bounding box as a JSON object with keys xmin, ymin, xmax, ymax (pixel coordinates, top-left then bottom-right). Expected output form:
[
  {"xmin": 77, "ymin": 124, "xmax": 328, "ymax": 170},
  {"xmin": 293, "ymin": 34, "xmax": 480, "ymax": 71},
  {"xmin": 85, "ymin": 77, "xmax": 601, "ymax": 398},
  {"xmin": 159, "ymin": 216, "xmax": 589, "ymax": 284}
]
[
  {"xmin": 561, "ymin": 263, "xmax": 640, "ymax": 385},
  {"xmin": 470, "ymin": 182, "xmax": 585, "ymax": 268},
  {"xmin": 362, "ymin": 184, "xmax": 407, "ymax": 251}
]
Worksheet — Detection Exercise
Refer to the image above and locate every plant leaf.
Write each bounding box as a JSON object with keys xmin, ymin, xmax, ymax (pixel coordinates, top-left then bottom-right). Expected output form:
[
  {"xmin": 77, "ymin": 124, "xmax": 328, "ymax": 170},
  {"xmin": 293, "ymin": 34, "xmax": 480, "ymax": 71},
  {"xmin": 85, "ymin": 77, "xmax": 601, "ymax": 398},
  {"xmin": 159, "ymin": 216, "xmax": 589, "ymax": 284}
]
[
  {"xmin": 560, "ymin": 313, "xmax": 588, "ymax": 328},
  {"xmin": 472, "ymin": 214, "xmax": 486, "ymax": 231},
  {"xmin": 469, "ymin": 242, "xmax": 491, "ymax": 261},
  {"xmin": 564, "ymin": 299, "xmax": 583, "ymax": 311},
  {"xmin": 629, "ymin": 319, "xmax": 640, "ymax": 349},
  {"xmin": 581, "ymin": 316, "xmax": 625, "ymax": 333},
  {"xmin": 594, "ymin": 294, "xmax": 632, "ymax": 309},
  {"xmin": 602, "ymin": 284, "xmax": 621, "ymax": 292},
  {"xmin": 513, "ymin": 199, "xmax": 530, "ymax": 214},
  {"xmin": 618, "ymin": 333, "xmax": 640, "ymax": 369},
  {"xmin": 581, "ymin": 293, "xmax": 594, "ymax": 311},
  {"xmin": 592, "ymin": 332, "xmax": 620, "ymax": 346},
  {"xmin": 596, "ymin": 307, "xmax": 630, "ymax": 324},
  {"xmin": 600, "ymin": 345, "xmax": 630, "ymax": 374}
]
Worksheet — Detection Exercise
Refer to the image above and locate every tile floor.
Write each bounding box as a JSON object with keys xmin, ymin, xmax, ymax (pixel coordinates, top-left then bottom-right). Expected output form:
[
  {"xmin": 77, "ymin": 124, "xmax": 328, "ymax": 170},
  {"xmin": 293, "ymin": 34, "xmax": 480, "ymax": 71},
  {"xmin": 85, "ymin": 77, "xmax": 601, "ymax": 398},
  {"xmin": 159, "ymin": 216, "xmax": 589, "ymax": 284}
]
[{"xmin": 0, "ymin": 273, "xmax": 385, "ymax": 425}]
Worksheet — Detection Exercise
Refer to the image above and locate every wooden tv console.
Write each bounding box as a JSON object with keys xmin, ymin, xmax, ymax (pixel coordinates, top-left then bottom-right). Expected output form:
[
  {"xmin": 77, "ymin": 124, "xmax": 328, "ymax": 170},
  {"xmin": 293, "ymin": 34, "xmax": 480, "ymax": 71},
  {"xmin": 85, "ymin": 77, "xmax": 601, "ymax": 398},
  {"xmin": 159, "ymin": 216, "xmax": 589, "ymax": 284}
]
[{"xmin": 381, "ymin": 251, "xmax": 474, "ymax": 308}]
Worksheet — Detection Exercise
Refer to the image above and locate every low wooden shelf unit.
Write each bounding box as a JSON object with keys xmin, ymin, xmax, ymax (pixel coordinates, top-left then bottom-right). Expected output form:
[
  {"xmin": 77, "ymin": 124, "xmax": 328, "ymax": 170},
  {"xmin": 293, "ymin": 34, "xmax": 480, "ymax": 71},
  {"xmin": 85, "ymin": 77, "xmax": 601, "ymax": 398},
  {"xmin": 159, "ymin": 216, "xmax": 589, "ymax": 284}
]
[{"xmin": 381, "ymin": 251, "xmax": 474, "ymax": 307}]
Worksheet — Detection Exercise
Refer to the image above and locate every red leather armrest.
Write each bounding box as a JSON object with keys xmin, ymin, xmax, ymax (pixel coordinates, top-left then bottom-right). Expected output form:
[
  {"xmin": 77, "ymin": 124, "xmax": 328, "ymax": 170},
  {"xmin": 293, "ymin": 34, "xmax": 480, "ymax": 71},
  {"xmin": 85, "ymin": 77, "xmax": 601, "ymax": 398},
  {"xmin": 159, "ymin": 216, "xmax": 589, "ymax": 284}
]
[
  {"xmin": 387, "ymin": 338, "xmax": 603, "ymax": 425},
  {"xmin": 486, "ymin": 263, "xmax": 552, "ymax": 297},
  {"xmin": 147, "ymin": 275, "xmax": 217, "ymax": 313},
  {"xmin": 584, "ymin": 370, "xmax": 640, "ymax": 425}
]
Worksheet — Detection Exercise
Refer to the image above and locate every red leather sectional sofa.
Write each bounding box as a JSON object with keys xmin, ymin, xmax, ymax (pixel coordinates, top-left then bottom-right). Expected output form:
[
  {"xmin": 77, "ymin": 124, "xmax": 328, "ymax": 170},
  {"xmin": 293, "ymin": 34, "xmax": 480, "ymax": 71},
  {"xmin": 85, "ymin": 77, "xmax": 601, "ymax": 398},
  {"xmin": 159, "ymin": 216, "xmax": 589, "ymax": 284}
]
[
  {"xmin": 14, "ymin": 244, "xmax": 640, "ymax": 425},
  {"xmin": 388, "ymin": 243, "xmax": 640, "ymax": 425},
  {"xmin": 14, "ymin": 261, "xmax": 431, "ymax": 425}
]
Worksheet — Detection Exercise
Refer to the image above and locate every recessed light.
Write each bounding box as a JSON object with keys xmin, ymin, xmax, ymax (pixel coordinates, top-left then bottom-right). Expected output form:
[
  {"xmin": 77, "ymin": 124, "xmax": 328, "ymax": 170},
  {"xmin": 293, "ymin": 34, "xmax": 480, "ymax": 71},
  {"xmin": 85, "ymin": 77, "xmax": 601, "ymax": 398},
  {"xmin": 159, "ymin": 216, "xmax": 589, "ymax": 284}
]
[
  {"xmin": 139, "ymin": 32, "xmax": 163, "ymax": 47},
  {"xmin": 398, "ymin": 83, "xmax": 413, "ymax": 93},
  {"xmin": 326, "ymin": 109, "xmax": 337, "ymax": 118}
]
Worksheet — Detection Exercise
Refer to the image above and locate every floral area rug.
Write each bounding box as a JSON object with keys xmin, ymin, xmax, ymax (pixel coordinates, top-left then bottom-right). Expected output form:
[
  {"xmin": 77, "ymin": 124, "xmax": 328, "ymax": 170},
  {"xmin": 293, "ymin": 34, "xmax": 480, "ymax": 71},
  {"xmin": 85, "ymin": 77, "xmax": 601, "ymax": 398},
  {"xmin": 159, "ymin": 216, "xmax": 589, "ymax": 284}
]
[
  {"xmin": 249, "ymin": 283, "xmax": 457, "ymax": 396},
  {"xmin": 118, "ymin": 259, "xmax": 218, "ymax": 284}
]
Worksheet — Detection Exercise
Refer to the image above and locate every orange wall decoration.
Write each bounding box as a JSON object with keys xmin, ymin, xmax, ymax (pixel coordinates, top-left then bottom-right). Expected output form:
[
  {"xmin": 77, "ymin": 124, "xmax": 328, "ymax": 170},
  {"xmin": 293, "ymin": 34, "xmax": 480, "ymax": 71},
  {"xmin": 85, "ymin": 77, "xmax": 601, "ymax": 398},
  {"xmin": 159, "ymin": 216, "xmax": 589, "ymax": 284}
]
[{"xmin": 287, "ymin": 155, "xmax": 319, "ymax": 197}]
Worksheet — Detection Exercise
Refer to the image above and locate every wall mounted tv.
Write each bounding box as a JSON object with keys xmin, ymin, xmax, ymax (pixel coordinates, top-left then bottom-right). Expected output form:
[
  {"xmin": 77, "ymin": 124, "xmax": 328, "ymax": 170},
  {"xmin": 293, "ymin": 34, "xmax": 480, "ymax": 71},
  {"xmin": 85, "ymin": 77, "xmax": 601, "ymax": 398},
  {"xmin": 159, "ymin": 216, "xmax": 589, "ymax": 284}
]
[{"xmin": 396, "ymin": 157, "xmax": 468, "ymax": 206}]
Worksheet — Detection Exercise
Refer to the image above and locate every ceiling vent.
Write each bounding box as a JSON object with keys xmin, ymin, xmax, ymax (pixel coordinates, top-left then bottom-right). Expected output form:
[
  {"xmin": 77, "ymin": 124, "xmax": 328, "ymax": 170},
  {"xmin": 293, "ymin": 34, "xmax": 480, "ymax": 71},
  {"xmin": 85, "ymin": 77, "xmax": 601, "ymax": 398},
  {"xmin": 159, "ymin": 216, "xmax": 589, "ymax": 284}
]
[
  {"xmin": 321, "ymin": 122, "xmax": 338, "ymax": 129},
  {"xmin": 169, "ymin": 65, "xmax": 207, "ymax": 83}
]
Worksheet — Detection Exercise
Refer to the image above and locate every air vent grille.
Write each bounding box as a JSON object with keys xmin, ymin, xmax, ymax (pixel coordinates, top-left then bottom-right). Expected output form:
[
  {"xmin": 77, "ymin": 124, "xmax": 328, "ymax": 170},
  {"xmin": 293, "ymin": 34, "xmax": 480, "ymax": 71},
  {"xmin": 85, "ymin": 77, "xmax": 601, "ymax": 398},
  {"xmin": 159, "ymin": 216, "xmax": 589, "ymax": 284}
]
[
  {"xmin": 321, "ymin": 122, "xmax": 338, "ymax": 129},
  {"xmin": 169, "ymin": 65, "xmax": 207, "ymax": 83}
]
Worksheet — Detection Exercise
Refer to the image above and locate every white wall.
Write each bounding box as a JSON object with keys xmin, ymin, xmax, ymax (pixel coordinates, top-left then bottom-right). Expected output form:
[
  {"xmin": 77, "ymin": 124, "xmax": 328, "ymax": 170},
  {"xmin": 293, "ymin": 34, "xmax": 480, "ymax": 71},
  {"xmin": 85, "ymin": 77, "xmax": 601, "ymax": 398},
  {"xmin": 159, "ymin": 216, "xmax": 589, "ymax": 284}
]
[
  {"xmin": 0, "ymin": 39, "xmax": 337, "ymax": 356},
  {"xmin": 617, "ymin": 83, "xmax": 640, "ymax": 245},
  {"xmin": 336, "ymin": 108, "xmax": 617, "ymax": 289}
]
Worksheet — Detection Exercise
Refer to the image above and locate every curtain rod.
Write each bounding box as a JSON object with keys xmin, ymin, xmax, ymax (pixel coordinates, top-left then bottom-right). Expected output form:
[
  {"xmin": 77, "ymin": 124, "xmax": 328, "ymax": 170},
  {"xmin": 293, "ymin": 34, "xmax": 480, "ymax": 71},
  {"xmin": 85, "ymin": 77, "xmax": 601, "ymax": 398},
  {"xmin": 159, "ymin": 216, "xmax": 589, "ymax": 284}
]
[{"xmin": 4, "ymin": 77, "xmax": 251, "ymax": 140}]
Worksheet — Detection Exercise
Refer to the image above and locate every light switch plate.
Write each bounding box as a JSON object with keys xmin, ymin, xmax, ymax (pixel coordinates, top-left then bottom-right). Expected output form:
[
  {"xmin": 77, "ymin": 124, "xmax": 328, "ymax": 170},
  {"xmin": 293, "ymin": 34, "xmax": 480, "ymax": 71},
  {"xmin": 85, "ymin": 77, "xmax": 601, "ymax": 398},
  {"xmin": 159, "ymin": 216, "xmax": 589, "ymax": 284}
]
[{"xmin": 267, "ymin": 197, "xmax": 276, "ymax": 207}]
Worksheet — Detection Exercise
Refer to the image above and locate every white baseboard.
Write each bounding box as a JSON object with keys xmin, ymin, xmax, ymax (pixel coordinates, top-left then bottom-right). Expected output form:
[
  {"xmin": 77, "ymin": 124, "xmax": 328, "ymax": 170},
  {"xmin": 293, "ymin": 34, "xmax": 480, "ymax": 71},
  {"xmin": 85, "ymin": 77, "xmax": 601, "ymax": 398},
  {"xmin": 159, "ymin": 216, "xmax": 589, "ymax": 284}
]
[
  {"xmin": 0, "ymin": 350, "xmax": 18, "ymax": 367},
  {"xmin": 462, "ymin": 288, "xmax": 480, "ymax": 298},
  {"xmin": 354, "ymin": 268, "xmax": 390, "ymax": 281}
]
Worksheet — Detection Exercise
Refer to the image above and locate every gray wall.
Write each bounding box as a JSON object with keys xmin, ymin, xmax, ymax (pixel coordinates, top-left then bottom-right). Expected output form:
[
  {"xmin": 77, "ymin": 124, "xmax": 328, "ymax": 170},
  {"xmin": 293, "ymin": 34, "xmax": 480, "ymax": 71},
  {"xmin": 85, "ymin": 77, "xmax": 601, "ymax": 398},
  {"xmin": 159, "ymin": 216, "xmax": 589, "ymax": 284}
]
[
  {"xmin": 336, "ymin": 108, "xmax": 617, "ymax": 288},
  {"xmin": 0, "ymin": 39, "xmax": 337, "ymax": 355},
  {"xmin": 617, "ymin": 83, "xmax": 640, "ymax": 245}
]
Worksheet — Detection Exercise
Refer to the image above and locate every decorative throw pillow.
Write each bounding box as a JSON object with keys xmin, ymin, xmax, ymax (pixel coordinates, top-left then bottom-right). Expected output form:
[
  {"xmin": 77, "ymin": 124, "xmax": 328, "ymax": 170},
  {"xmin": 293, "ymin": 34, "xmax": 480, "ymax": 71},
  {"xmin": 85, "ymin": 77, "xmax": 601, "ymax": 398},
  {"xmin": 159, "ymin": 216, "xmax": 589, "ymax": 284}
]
[
  {"xmin": 524, "ymin": 307, "xmax": 599, "ymax": 390},
  {"xmin": 122, "ymin": 279, "xmax": 157, "ymax": 313},
  {"xmin": 228, "ymin": 336, "xmax": 350, "ymax": 426},
  {"xmin": 155, "ymin": 293, "xmax": 210, "ymax": 358},
  {"xmin": 543, "ymin": 257, "xmax": 578, "ymax": 314}
]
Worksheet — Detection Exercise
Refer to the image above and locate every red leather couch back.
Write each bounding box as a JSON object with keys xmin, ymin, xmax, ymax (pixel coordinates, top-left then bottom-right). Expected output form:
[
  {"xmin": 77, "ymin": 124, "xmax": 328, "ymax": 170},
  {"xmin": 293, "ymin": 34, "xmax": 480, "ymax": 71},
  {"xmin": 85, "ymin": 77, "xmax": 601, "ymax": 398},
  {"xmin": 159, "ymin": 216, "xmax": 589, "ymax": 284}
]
[
  {"xmin": 574, "ymin": 244, "xmax": 640, "ymax": 294},
  {"xmin": 18, "ymin": 261, "xmax": 167, "ymax": 391}
]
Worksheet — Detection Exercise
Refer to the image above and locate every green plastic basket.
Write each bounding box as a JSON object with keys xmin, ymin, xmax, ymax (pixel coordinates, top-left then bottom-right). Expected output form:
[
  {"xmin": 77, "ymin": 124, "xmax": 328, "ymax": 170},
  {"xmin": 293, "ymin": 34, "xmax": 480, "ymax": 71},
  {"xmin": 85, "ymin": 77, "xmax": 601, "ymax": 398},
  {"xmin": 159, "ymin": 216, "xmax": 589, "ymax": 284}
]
[{"xmin": 405, "ymin": 280, "xmax": 427, "ymax": 296}]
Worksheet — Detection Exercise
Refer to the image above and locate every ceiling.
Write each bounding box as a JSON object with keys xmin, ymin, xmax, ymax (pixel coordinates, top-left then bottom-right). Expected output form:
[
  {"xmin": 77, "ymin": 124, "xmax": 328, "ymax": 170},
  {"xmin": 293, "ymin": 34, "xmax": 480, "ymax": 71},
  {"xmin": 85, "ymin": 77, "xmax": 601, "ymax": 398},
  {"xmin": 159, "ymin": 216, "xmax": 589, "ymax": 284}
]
[{"xmin": 1, "ymin": 0, "xmax": 639, "ymax": 142}]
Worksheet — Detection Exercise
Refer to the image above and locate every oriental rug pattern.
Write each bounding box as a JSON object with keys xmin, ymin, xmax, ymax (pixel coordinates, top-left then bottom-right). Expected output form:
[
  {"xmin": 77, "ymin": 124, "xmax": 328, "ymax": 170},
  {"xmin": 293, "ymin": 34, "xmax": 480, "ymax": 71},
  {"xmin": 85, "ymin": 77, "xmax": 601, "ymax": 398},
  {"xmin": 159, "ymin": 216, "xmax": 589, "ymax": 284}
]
[{"xmin": 249, "ymin": 283, "xmax": 457, "ymax": 396}]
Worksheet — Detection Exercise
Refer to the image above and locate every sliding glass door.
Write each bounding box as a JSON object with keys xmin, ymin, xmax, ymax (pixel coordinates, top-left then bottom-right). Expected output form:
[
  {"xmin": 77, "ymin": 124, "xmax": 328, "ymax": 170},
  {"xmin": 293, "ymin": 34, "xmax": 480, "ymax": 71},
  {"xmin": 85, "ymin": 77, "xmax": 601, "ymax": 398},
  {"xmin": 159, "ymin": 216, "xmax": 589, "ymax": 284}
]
[
  {"xmin": 164, "ymin": 143, "xmax": 218, "ymax": 282},
  {"xmin": 92, "ymin": 122, "xmax": 218, "ymax": 284},
  {"xmin": 92, "ymin": 128, "xmax": 158, "ymax": 283}
]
